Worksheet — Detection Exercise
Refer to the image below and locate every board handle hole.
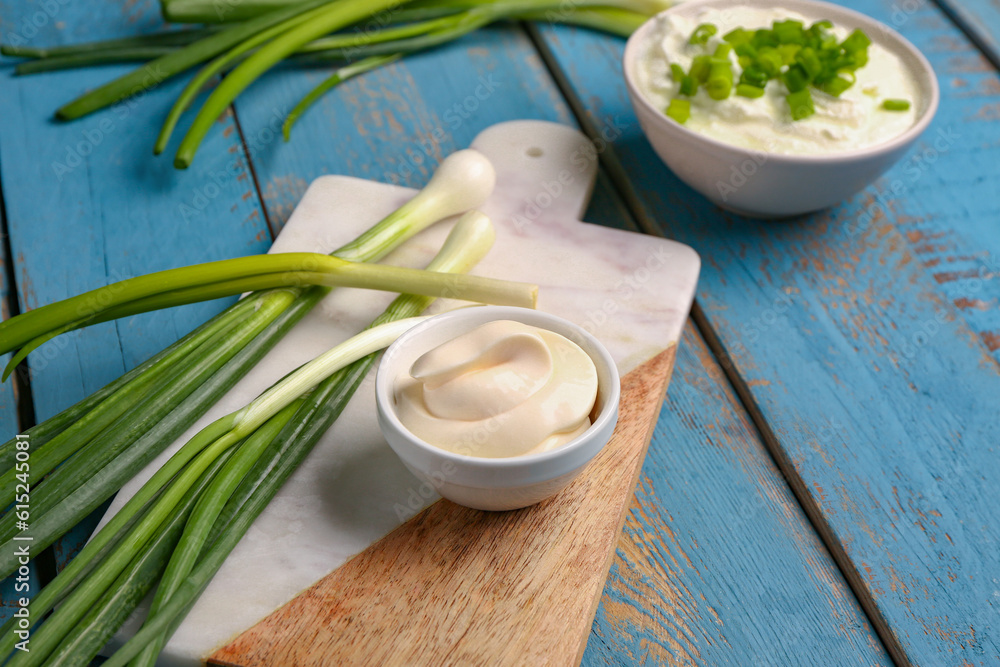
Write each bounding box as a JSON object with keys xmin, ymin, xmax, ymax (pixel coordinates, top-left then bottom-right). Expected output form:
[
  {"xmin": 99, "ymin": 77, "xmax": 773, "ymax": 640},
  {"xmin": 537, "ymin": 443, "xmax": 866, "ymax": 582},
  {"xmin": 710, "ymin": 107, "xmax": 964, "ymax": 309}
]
[{"xmin": 526, "ymin": 147, "xmax": 544, "ymax": 158}]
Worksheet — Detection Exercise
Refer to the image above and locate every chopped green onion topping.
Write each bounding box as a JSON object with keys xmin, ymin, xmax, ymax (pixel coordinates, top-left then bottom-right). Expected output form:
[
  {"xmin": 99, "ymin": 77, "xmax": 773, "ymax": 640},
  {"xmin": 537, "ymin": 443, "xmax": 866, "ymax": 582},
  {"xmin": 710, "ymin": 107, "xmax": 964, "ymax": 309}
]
[
  {"xmin": 782, "ymin": 64, "xmax": 810, "ymax": 93},
  {"xmin": 679, "ymin": 74, "xmax": 698, "ymax": 96},
  {"xmin": 756, "ymin": 47, "xmax": 783, "ymax": 76},
  {"xmin": 736, "ymin": 83, "xmax": 765, "ymax": 98},
  {"xmin": 841, "ymin": 28, "xmax": 871, "ymax": 53},
  {"xmin": 773, "ymin": 19, "xmax": 805, "ymax": 45},
  {"xmin": 788, "ymin": 88, "xmax": 815, "ymax": 120},
  {"xmin": 882, "ymin": 98, "xmax": 911, "ymax": 111},
  {"xmin": 723, "ymin": 28, "xmax": 752, "ymax": 46},
  {"xmin": 666, "ymin": 98, "xmax": 691, "ymax": 123},
  {"xmin": 707, "ymin": 62, "xmax": 733, "ymax": 100},
  {"xmin": 690, "ymin": 55, "xmax": 712, "ymax": 83},
  {"xmin": 777, "ymin": 44, "xmax": 801, "ymax": 64},
  {"xmin": 797, "ymin": 47, "xmax": 823, "ymax": 79},
  {"xmin": 740, "ymin": 64, "xmax": 769, "ymax": 89},
  {"xmin": 667, "ymin": 18, "xmax": 873, "ymax": 123},
  {"xmin": 820, "ymin": 75, "xmax": 853, "ymax": 97},
  {"xmin": 689, "ymin": 23, "xmax": 718, "ymax": 45}
]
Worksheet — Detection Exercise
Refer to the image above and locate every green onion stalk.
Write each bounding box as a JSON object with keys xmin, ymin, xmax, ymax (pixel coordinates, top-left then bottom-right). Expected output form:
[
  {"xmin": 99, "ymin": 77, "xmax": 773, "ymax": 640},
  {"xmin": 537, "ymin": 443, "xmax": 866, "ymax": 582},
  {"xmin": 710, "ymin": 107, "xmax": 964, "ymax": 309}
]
[
  {"xmin": 0, "ymin": 209, "xmax": 499, "ymax": 666},
  {"xmin": 0, "ymin": 0, "xmax": 670, "ymax": 166},
  {"xmin": 0, "ymin": 148, "xmax": 498, "ymax": 582},
  {"xmin": 0, "ymin": 249, "xmax": 534, "ymax": 370}
]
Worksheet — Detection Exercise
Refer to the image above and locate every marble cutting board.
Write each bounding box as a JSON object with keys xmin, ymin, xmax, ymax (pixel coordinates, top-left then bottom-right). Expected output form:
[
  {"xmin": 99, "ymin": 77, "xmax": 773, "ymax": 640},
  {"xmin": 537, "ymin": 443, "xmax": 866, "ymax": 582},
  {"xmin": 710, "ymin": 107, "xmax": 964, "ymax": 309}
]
[{"xmin": 99, "ymin": 120, "xmax": 700, "ymax": 665}]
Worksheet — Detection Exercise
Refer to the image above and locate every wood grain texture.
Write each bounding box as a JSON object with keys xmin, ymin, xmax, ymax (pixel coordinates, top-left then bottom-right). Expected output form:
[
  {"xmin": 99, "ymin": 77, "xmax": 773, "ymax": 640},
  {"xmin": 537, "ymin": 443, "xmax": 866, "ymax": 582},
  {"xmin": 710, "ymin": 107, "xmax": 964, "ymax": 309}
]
[
  {"xmin": 934, "ymin": 0, "xmax": 1000, "ymax": 71},
  {"xmin": 582, "ymin": 323, "xmax": 891, "ymax": 667},
  {"xmin": 0, "ymin": 8, "xmax": 891, "ymax": 667},
  {"xmin": 210, "ymin": 345, "xmax": 676, "ymax": 667},
  {"xmin": 533, "ymin": 0, "xmax": 1000, "ymax": 663},
  {"xmin": 0, "ymin": 0, "xmax": 272, "ymax": 569},
  {"xmin": 230, "ymin": 26, "xmax": 579, "ymax": 229}
]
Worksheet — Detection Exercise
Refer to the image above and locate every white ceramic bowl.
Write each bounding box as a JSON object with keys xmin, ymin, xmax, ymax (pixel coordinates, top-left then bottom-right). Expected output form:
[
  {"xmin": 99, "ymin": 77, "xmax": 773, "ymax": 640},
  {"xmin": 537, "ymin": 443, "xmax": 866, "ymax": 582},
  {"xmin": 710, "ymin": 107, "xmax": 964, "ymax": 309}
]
[
  {"xmin": 375, "ymin": 306, "xmax": 621, "ymax": 512},
  {"xmin": 622, "ymin": 0, "xmax": 939, "ymax": 217}
]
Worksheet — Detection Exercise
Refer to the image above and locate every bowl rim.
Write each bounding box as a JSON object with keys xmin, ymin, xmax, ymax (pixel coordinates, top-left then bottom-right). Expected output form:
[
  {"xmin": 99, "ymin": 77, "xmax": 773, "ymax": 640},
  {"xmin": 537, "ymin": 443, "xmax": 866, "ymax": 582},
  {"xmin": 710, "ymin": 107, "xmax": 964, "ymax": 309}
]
[
  {"xmin": 622, "ymin": 0, "xmax": 941, "ymax": 164},
  {"xmin": 374, "ymin": 306, "xmax": 621, "ymax": 472}
]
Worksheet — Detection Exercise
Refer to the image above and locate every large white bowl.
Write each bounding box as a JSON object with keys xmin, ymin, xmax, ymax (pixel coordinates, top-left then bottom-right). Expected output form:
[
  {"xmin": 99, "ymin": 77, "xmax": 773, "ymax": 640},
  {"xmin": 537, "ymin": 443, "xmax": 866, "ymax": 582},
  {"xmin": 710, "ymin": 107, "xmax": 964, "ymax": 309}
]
[
  {"xmin": 622, "ymin": 0, "xmax": 939, "ymax": 217},
  {"xmin": 375, "ymin": 306, "xmax": 621, "ymax": 512}
]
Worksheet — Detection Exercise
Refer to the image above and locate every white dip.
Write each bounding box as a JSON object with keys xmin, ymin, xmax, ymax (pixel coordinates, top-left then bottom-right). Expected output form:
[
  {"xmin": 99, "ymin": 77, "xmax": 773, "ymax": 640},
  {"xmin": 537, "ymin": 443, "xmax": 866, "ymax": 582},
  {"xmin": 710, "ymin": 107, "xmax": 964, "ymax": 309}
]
[{"xmin": 633, "ymin": 5, "xmax": 922, "ymax": 155}]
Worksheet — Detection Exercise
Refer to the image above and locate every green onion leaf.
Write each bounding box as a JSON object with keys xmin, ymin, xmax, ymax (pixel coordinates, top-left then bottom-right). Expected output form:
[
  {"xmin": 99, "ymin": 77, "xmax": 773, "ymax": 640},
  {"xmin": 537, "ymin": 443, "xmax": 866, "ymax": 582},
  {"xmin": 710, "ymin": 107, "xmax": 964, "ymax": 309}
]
[
  {"xmin": 723, "ymin": 27, "xmax": 752, "ymax": 46},
  {"xmin": 689, "ymin": 54, "xmax": 712, "ymax": 83},
  {"xmin": 666, "ymin": 98, "xmax": 691, "ymax": 123},
  {"xmin": 820, "ymin": 75, "xmax": 853, "ymax": 97},
  {"xmin": 689, "ymin": 22, "xmax": 718, "ymax": 45},
  {"xmin": 756, "ymin": 46, "xmax": 783, "ymax": 76},
  {"xmin": 772, "ymin": 19, "xmax": 805, "ymax": 45},
  {"xmin": 706, "ymin": 62, "xmax": 733, "ymax": 100},
  {"xmin": 881, "ymin": 98, "xmax": 911, "ymax": 111},
  {"xmin": 736, "ymin": 83, "xmax": 765, "ymax": 98},
  {"xmin": 752, "ymin": 28, "xmax": 778, "ymax": 49},
  {"xmin": 782, "ymin": 63, "xmax": 810, "ymax": 92},
  {"xmin": 796, "ymin": 46, "xmax": 823, "ymax": 79},
  {"xmin": 841, "ymin": 28, "xmax": 872, "ymax": 53},
  {"xmin": 679, "ymin": 74, "xmax": 697, "ymax": 96},
  {"xmin": 787, "ymin": 88, "xmax": 815, "ymax": 120},
  {"xmin": 740, "ymin": 64, "xmax": 769, "ymax": 89}
]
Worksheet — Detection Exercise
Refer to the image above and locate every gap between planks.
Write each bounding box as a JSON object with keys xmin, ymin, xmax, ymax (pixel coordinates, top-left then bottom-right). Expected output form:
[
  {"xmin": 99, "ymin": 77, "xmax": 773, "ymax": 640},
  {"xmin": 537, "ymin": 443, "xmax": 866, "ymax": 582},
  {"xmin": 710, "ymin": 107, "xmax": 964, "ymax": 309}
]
[
  {"xmin": 0, "ymin": 164, "xmax": 57, "ymax": 587},
  {"xmin": 229, "ymin": 105, "xmax": 282, "ymax": 239},
  {"xmin": 0, "ymin": 183, "xmax": 35, "ymax": 433},
  {"xmin": 931, "ymin": 0, "xmax": 1000, "ymax": 73},
  {"xmin": 521, "ymin": 20, "xmax": 907, "ymax": 667}
]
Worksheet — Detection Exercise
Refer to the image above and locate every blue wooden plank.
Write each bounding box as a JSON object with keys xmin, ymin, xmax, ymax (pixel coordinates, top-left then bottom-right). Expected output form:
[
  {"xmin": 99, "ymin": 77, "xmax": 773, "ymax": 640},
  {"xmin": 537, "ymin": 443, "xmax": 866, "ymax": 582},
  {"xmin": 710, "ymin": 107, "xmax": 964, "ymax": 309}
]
[
  {"xmin": 934, "ymin": 0, "xmax": 1000, "ymax": 72},
  {"xmin": 583, "ymin": 323, "xmax": 890, "ymax": 666},
  {"xmin": 0, "ymin": 0, "xmax": 271, "ymax": 570},
  {"xmin": 228, "ymin": 26, "xmax": 573, "ymax": 228},
  {"xmin": 533, "ymin": 1, "xmax": 1000, "ymax": 663},
  {"xmin": 231, "ymin": 26, "xmax": 890, "ymax": 664}
]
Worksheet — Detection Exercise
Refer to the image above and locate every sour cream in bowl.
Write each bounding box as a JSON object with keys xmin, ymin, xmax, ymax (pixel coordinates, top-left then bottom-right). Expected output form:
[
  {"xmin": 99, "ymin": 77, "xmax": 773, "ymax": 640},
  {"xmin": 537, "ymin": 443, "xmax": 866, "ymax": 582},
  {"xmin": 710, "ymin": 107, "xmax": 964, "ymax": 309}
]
[
  {"xmin": 375, "ymin": 306, "xmax": 620, "ymax": 512},
  {"xmin": 623, "ymin": 0, "xmax": 938, "ymax": 217}
]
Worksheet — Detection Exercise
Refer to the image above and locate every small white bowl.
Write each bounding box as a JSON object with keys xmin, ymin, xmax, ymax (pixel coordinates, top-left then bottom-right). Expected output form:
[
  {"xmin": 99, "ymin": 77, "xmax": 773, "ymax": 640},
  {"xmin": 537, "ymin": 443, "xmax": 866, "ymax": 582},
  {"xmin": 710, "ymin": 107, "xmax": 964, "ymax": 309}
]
[
  {"xmin": 622, "ymin": 0, "xmax": 939, "ymax": 217},
  {"xmin": 375, "ymin": 306, "xmax": 621, "ymax": 511}
]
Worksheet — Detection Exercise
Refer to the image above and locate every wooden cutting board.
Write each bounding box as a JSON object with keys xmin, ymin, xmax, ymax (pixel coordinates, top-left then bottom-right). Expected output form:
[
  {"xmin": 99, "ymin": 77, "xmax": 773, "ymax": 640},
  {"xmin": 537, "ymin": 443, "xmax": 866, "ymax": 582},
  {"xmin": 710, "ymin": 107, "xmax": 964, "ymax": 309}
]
[{"xmin": 101, "ymin": 120, "xmax": 700, "ymax": 665}]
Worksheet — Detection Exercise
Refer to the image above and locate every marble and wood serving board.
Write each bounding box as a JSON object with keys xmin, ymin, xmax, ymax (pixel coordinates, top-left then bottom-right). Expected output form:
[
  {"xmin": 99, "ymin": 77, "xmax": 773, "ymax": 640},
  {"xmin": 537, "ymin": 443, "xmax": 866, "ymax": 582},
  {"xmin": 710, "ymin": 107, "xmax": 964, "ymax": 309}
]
[{"xmin": 99, "ymin": 120, "xmax": 700, "ymax": 666}]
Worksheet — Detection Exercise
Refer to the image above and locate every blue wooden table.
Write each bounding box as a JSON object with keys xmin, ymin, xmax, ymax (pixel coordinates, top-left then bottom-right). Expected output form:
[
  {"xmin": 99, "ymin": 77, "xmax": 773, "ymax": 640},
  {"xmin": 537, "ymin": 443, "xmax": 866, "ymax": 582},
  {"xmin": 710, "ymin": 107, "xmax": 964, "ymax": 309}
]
[{"xmin": 1, "ymin": 0, "xmax": 999, "ymax": 664}]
